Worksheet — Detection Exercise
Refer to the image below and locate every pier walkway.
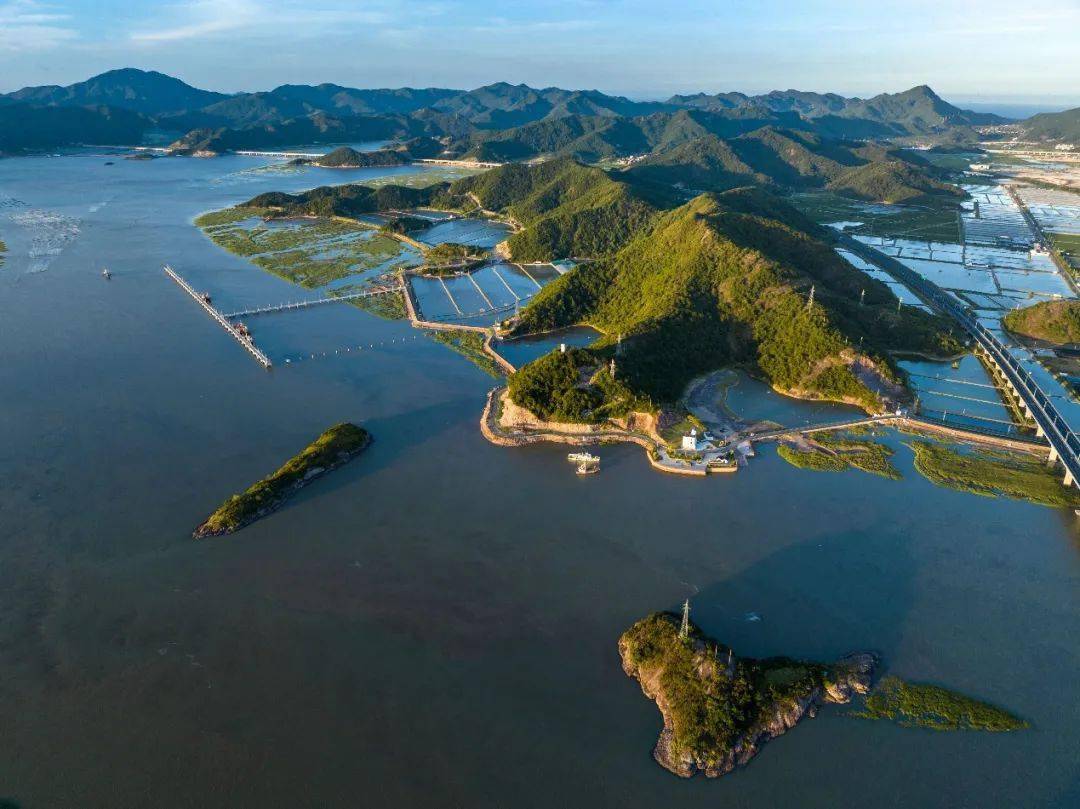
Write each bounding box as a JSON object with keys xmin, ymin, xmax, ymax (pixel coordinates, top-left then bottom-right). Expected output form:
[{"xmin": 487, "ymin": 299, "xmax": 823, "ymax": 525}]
[
  {"xmin": 221, "ymin": 286, "xmax": 401, "ymax": 318},
  {"xmin": 164, "ymin": 266, "xmax": 272, "ymax": 369}
]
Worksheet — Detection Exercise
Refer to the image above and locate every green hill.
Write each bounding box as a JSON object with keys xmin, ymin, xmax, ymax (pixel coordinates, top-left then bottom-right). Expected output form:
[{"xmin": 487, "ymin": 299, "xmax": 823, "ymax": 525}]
[
  {"xmin": 314, "ymin": 146, "xmax": 409, "ymax": 167},
  {"xmin": 827, "ymin": 160, "xmax": 965, "ymax": 204},
  {"xmin": 1022, "ymin": 107, "xmax": 1080, "ymax": 143},
  {"xmin": 1003, "ymin": 300, "xmax": 1080, "ymax": 345},
  {"xmin": 624, "ymin": 130, "xmax": 963, "ymax": 204},
  {"xmin": 445, "ymin": 157, "xmax": 678, "ymax": 260},
  {"xmin": 509, "ymin": 187, "xmax": 961, "ymax": 415},
  {"xmin": 243, "ymin": 182, "xmax": 440, "ymax": 217}
]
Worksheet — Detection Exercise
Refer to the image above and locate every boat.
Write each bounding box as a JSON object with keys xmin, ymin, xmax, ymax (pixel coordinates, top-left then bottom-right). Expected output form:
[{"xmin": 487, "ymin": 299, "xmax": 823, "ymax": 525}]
[
  {"xmin": 576, "ymin": 460, "xmax": 599, "ymax": 475},
  {"xmin": 567, "ymin": 452, "xmax": 599, "ymax": 464},
  {"xmin": 101, "ymin": 267, "xmax": 111, "ymax": 279}
]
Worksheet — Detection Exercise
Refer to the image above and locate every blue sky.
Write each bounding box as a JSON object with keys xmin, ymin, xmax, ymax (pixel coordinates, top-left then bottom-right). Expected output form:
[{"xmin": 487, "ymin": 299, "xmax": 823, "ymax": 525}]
[{"xmin": 2, "ymin": 0, "xmax": 1078, "ymax": 105}]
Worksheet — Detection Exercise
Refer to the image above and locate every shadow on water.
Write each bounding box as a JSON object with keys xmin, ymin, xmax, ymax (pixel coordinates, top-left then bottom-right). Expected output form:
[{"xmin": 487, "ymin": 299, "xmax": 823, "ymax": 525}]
[
  {"xmin": 266, "ymin": 393, "xmax": 482, "ymax": 518},
  {"xmin": 678, "ymin": 525, "xmax": 918, "ymax": 669}
]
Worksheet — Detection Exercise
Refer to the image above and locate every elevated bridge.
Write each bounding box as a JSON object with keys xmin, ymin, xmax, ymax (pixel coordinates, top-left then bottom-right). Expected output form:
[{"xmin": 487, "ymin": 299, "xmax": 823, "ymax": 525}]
[{"xmin": 842, "ymin": 236, "xmax": 1080, "ymax": 488}]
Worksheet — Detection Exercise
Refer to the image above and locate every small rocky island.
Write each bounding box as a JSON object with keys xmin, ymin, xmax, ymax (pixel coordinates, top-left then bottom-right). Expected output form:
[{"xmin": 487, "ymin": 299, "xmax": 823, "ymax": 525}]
[
  {"xmin": 619, "ymin": 609, "xmax": 875, "ymax": 778},
  {"xmin": 193, "ymin": 422, "xmax": 370, "ymax": 538}
]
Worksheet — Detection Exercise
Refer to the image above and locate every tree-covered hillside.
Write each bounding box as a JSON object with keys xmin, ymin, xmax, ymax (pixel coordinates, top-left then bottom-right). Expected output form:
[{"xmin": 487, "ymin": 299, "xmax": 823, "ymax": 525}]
[
  {"xmin": 509, "ymin": 186, "xmax": 962, "ymax": 415},
  {"xmin": 445, "ymin": 157, "xmax": 680, "ymax": 260}
]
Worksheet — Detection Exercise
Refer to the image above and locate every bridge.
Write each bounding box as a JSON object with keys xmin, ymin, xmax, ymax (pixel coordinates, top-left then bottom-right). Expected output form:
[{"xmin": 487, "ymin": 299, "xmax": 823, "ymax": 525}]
[
  {"xmin": 164, "ymin": 266, "xmax": 272, "ymax": 369},
  {"xmin": 234, "ymin": 150, "xmax": 324, "ymax": 159},
  {"xmin": 221, "ymin": 286, "xmax": 402, "ymax": 318},
  {"xmin": 842, "ymin": 236, "xmax": 1080, "ymax": 488}
]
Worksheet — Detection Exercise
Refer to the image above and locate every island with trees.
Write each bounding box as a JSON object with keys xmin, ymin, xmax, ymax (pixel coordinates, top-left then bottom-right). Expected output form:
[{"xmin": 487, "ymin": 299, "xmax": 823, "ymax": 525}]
[
  {"xmin": 193, "ymin": 422, "xmax": 371, "ymax": 538},
  {"xmin": 619, "ymin": 607, "xmax": 1027, "ymax": 779}
]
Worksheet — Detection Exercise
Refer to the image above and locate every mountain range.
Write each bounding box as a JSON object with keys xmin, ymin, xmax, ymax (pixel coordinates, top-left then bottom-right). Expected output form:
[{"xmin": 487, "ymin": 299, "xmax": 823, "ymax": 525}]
[{"xmin": 0, "ymin": 67, "xmax": 1040, "ymax": 157}]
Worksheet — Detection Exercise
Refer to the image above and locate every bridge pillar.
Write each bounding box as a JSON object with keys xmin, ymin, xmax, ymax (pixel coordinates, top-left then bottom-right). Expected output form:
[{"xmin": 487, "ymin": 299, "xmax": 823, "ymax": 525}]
[
  {"xmin": 1065, "ymin": 469, "xmax": 1075, "ymax": 489},
  {"xmin": 1048, "ymin": 445, "xmax": 1059, "ymax": 464},
  {"xmin": 1035, "ymin": 423, "xmax": 1045, "ymax": 439}
]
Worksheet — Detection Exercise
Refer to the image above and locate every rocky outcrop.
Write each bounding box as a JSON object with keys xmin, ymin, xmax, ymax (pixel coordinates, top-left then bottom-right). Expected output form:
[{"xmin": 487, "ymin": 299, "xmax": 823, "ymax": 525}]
[{"xmin": 618, "ymin": 612, "xmax": 875, "ymax": 778}]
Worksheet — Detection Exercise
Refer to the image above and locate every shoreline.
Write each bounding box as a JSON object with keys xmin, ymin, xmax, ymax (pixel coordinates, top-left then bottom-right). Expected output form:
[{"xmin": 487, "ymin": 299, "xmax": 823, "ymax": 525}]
[{"xmin": 479, "ymin": 386, "xmax": 1048, "ymax": 479}]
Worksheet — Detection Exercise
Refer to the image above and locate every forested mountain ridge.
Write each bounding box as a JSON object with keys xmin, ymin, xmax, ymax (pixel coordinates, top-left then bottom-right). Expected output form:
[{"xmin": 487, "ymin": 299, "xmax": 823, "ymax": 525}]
[{"xmin": 0, "ymin": 68, "xmax": 1011, "ymax": 155}]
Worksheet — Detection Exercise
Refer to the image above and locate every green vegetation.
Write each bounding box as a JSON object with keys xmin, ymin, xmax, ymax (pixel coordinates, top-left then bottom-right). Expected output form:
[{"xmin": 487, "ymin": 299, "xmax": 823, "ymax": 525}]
[
  {"xmin": 243, "ymin": 182, "xmax": 443, "ymax": 218},
  {"xmin": 626, "ymin": 129, "xmax": 964, "ymax": 205},
  {"xmin": 197, "ymin": 210, "xmax": 412, "ymax": 292},
  {"xmin": 1003, "ymin": 299, "xmax": 1080, "ymax": 345},
  {"xmin": 380, "ymin": 215, "xmax": 431, "ymax": 234},
  {"xmin": 508, "ymin": 180, "xmax": 961, "ymax": 419},
  {"xmin": 429, "ymin": 329, "xmax": 502, "ymax": 377},
  {"xmin": 907, "ymin": 440, "xmax": 1080, "ymax": 508},
  {"xmin": 619, "ymin": 612, "xmax": 872, "ymax": 774},
  {"xmin": 778, "ymin": 436, "xmax": 901, "ymax": 478},
  {"xmin": 421, "ymin": 242, "xmax": 489, "ymax": 275},
  {"xmin": 447, "ymin": 157, "xmax": 677, "ymax": 261},
  {"xmin": 315, "ymin": 146, "xmax": 408, "ymax": 168},
  {"xmin": 778, "ymin": 445, "xmax": 849, "ymax": 472},
  {"xmin": 826, "ymin": 160, "xmax": 964, "ymax": 205},
  {"xmin": 852, "ymin": 676, "xmax": 1027, "ymax": 732},
  {"xmin": 425, "ymin": 241, "xmax": 485, "ymax": 263},
  {"xmin": 788, "ymin": 191, "xmax": 962, "ymax": 243},
  {"xmin": 194, "ymin": 423, "xmax": 370, "ymax": 537},
  {"xmin": 507, "ymin": 347, "xmax": 648, "ymax": 423}
]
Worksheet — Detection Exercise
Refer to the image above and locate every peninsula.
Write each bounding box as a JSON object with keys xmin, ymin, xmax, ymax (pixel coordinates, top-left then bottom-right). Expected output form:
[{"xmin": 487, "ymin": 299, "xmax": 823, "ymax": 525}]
[{"xmin": 193, "ymin": 422, "xmax": 370, "ymax": 538}]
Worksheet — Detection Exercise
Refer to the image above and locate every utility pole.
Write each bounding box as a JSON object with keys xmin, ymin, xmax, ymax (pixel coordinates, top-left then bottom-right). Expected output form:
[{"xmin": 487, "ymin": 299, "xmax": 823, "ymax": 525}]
[{"xmin": 679, "ymin": 599, "xmax": 690, "ymax": 640}]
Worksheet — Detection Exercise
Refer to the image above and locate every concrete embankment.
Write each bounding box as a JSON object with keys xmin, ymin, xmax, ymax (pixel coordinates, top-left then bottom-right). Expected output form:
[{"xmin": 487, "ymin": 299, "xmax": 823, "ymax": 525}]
[{"xmin": 479, "ymin": 388, "xmax": 715, "ymax": 477}]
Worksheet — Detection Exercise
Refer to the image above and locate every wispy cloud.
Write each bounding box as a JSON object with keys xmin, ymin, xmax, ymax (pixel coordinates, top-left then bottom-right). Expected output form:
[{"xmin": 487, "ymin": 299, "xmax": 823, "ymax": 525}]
[
  {"xmin": 127, "ymin": 0, "xmax": 433, "ymax": 44},
  {"xmin": 0, "ymin": 0, "xmax": 77, "ymax": 51},
  {"xmin": 129, "ymin": 0, "xmax": 257, "ymax": 43}
]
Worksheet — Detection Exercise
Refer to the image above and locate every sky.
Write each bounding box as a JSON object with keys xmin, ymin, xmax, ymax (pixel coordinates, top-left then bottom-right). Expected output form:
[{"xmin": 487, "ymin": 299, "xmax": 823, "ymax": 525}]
[{"xmin": 1, "ymin": 0, "xmax": 1078, "ymax": 106}]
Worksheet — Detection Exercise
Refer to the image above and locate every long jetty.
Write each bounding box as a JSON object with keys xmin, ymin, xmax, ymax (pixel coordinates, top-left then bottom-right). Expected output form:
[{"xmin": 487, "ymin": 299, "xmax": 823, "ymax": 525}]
[
  {"xmin": 164, "ymin": 266, "xmax": 272, "ymax": 369},
  {"xmin": 222, "ymin": 286, "xmax": 401, "ymax": 318}
]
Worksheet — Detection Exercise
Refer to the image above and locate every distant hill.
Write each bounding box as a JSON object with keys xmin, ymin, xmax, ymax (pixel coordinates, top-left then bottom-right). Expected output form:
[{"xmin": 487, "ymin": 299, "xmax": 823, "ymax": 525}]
[
  {"xmin": 1, "ymin": 68, "xmax": 1003, "ymax": 155},
  {"xmin": 625, "ymin": 129, "xmax": 964, "ymax": 204},
  {"xmin": 6, "ymin": 68, "xmax": 226, "ymax": 116},
  {"xmin": 667, "ymin": 85, "xmax": 1007, "ymax": 135},
  {"xmin": 167, "ymin": 112, "xmax": 437, "ymax": 154},
  {"xmin": 0, "ymin": 103, "xmax": 148, "ymax": 152},
  {"xmin": 312, "ymin": 146, "xmax": 409, "ymax": 168},
  {"xmin": 1022, "ymin": 107, "xmax": 1080, "ymax": 143}
]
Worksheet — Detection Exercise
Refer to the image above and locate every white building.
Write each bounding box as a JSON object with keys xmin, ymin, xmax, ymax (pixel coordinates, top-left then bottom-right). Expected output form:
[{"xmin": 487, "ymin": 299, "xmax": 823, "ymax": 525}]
[{"xmin": 681, "ymin": 429, "xmax": 699, "ymax": 452}]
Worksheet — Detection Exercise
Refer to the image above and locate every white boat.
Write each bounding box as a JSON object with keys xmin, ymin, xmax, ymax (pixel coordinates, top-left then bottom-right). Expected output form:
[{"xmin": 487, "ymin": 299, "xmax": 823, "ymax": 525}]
[
  {"xmin": 102, "ymin": 267, "xmax": 111, "ymax": 279},
  {"xmin": 576, "ymin": 461, "xmax": 599, "ymax": 475},
  {"xmin": 567, "ymin": 452, "xmax": 599, "ymax": 464}
]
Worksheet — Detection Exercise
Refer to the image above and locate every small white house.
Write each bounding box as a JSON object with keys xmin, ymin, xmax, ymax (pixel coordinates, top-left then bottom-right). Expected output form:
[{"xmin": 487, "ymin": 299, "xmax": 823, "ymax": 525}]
[{"xmin": 681, "ymin": 429, "xmax": 699, "ymax": 452}]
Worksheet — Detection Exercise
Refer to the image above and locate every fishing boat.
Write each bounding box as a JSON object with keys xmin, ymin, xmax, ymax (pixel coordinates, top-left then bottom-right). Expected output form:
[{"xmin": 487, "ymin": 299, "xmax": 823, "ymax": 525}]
[
  {"xmin": 101, "ymin": 267, "xmax": 111, "ymax": 279},
  {"xmin": 576, "ymin": 460, "xmax": 599, "ymax": 475}
]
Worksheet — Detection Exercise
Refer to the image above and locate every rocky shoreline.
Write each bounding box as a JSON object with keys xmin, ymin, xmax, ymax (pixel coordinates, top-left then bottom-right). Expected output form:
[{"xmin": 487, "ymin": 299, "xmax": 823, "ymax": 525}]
[{"xmin": 618, "ymin": 612, "xmax": 876, "ymax": 778}]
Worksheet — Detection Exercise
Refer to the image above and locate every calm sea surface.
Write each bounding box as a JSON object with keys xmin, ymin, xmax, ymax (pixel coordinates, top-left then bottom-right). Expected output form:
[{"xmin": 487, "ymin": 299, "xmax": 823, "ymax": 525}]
[{"xmin": 1, "ymin": 152, "xmax": 1078, "ymax": 808}]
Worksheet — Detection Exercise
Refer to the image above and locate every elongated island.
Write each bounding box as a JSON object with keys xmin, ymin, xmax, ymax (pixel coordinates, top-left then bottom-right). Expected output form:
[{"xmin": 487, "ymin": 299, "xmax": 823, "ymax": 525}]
[{"xmin": 193, "ymin": 422, "xmax": 371, "ymax": 538}]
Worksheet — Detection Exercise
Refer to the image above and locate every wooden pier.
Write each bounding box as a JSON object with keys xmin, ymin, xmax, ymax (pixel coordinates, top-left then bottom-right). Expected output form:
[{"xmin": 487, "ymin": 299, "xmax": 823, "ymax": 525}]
[{"xmin": 163, "ymin": 265, "xmax": 273, "ymax": 369}]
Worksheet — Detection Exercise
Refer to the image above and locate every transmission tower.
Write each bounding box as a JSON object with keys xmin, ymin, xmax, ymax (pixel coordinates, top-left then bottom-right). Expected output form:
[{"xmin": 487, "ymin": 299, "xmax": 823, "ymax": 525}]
[
  {"xmin": 806, "ymin": 284, "xmax": 815, "ymax": 311},
  {"xmin": 679, "ymin": 599, "xmax": 690, "ymax": 640}
]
